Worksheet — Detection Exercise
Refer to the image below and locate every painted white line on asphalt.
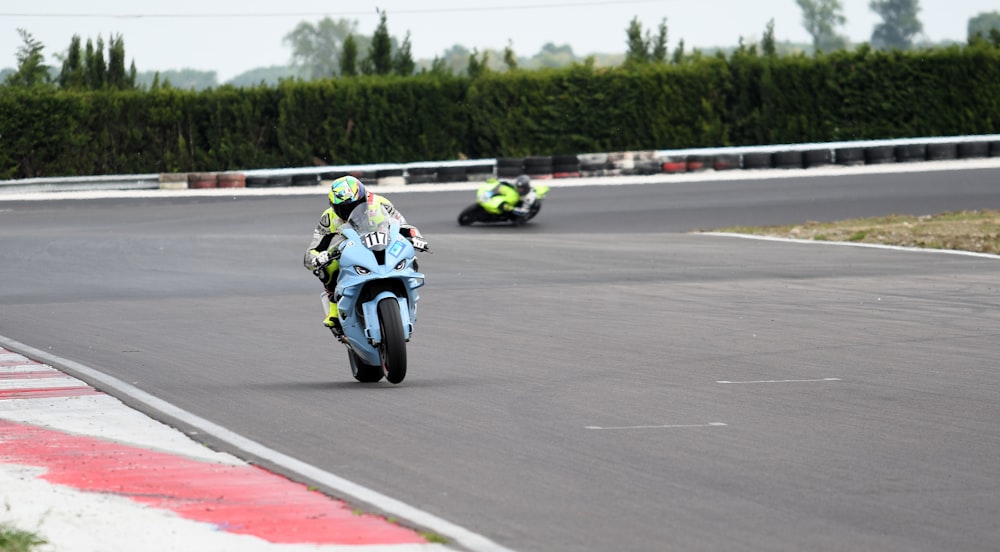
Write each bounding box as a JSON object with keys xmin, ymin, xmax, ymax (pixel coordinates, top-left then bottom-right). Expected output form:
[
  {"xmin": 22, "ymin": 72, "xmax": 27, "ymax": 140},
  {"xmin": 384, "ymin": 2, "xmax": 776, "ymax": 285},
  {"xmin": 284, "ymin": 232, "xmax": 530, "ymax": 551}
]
[
  {"xmin": 716, "ymin": 378, "xmax": 842, "ymax": 384},
  {"xmin": 585, "ymin": 422, "xmax": 727, "ymax": 430},
  {"xmin": 703, "ymin": 233, "xmax": 1000, "ymax": 260}
]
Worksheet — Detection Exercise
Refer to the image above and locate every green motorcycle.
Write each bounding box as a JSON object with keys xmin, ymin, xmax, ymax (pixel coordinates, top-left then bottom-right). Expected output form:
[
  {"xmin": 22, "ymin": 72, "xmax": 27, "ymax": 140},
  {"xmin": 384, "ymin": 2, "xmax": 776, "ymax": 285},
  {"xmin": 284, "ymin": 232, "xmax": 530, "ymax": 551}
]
[{"xmin": 457, "ymin": 178, "xmax": 550, "ymax": 226}]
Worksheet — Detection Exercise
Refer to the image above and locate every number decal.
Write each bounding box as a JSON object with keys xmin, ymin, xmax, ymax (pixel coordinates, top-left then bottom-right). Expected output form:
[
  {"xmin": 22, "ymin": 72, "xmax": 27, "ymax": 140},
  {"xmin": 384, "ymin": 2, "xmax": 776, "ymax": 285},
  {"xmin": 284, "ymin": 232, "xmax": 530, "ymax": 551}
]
[{"xmin": 363, "ymin": 231, "xmax": 388, "ymax": 248}]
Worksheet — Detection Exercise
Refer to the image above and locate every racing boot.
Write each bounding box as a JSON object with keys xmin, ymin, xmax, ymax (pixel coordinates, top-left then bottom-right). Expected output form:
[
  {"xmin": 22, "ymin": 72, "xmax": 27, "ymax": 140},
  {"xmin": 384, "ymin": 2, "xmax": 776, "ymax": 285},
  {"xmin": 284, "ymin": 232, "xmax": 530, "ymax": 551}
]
[{"xmin": 323, "ymin": 301, "xmax": 344, "ymax": 338}]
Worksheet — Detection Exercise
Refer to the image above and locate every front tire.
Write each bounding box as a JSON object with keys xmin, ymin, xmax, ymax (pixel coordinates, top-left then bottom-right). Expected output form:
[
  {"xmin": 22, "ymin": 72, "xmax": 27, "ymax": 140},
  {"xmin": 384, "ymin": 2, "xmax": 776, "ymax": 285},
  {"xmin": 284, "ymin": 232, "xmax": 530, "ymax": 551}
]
[
  {"xmin": 525, "ymin": 202, "xmax": 542, "ymax": 222},
  {"xmin": 458, "ymin": 205, "xmax": 482, "ymax": 226},
  {"xmin": 377, "ymin": 298, "xmax": 407, "ymax": 384}
]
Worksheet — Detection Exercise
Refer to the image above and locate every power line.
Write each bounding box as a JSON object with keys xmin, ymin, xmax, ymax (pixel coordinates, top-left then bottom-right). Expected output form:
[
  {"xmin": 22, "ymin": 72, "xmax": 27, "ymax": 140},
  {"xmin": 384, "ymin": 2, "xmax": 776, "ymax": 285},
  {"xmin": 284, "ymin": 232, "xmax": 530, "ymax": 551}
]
[{"xmin": 2, "ymin": 0, "xmax": 672, "ymax": 19}]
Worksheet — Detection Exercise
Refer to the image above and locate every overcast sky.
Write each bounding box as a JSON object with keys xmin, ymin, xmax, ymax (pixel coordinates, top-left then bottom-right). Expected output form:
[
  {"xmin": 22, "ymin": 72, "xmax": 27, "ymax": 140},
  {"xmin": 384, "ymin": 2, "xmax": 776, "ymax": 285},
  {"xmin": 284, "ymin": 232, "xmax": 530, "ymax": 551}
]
[{"xmin": 2, "ymin": 0, "xmax": 997, "ymax": 82}]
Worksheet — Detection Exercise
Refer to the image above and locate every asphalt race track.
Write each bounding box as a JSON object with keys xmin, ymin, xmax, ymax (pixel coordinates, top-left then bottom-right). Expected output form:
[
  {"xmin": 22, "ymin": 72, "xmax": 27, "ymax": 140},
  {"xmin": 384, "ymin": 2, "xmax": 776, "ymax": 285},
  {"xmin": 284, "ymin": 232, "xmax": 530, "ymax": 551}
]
[{"xmin": 2, "ymin": 163, "xmax": 1000, "ymax": 552}]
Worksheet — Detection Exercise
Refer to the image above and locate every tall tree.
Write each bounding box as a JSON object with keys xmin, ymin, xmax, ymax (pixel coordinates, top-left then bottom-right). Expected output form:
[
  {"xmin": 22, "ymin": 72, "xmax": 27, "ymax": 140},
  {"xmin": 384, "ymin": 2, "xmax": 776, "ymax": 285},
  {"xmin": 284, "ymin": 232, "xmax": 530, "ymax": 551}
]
[
  {"xmin": 85, "ymin": 37, "xmax": 107, "ymax": 89},
  {"xmin": 796, "ymin": 0, "xmax": 849, "ymax": 52},
  {"xmin": 624, "ymin": 16, "xmax": 650, "ymax": 66},
  {"xmin": 870, "ymin": 0, "xmax": 923, "ymax": 50},
  {"xmin": 467, "ymin": 49, "xmax": 488, "ymax": 78},
  {"xmin": 392, "ymin": 31, "xmax": 415, "ymax": 76},
  {"xmin": 340, "ymin": 34, "xmax": 359, "ymax": 76},
  {"xmin": 503, "ymin": 41, "xmax": 518, "ymax": 70},
  {"xmin": 106, "ymin": 34, "xmax": 133, "ymax": 89},
  {"xmin": 762, "ymin": 19, "xmax": 778, "ymax": 57},
  {"xmin": 671, "ymin": 39, "xmax": 686, "ymax": 64},
  {"xmin": 284, "ymin": 17, "xmax": 360, "ymax": 79},
  {"xmin": 58, "ymin": 35, "xmax": 86, "ymax": 89},
  {"xmin": 625, "ymin": 16, "xmax": 669, "ymax": 66},
  {"xmin": 5, "ymin": 28, "xmax": 50, "ymax": 87},
  {"xmin": 651, "ymin": 18, "xmax": 668, "ymax": 63},
  {"xmin": 58, "ymin": 33, "xmax": 135, "ymax": 90},
  {"xmin": 364, "ymin": 11, "xmax": 393, "ymax": 75}
]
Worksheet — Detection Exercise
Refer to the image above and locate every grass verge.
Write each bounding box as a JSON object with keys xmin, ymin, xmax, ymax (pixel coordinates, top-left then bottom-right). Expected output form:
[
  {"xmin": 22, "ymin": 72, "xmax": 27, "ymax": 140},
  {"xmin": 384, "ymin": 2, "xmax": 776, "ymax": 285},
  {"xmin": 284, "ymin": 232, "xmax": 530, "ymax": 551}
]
[{"xmin": 710, "ymin": 209, "xmax": 1000, "ymax": 255}]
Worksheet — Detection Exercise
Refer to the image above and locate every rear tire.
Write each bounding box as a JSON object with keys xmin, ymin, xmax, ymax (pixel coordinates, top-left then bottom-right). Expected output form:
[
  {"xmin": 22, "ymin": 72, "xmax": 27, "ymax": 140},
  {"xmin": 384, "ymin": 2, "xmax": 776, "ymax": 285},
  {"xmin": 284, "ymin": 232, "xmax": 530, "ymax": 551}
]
[
  {"xmin": 349, "ymin": 349, "xmax": 383, "ymax": 383},
  {"xmin": 378, "ymin": 298, "xmax": 407, "ymax": 384}
]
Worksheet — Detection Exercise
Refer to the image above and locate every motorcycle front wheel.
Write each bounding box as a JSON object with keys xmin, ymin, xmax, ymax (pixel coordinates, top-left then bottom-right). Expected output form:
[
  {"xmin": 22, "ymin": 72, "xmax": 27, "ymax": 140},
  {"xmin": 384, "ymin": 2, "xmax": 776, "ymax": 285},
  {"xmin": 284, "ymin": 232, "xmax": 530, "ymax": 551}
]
[
  {"xmin": 525, "ymin": 202, "xmax": 542, "ymax": 221},
  {"xmin": 457, "ymin": 204, "xmax": 483, "ymax": 226},
  {"xmin": 377, "ymin": 298, "xmax": 407, "ymax": 384}
]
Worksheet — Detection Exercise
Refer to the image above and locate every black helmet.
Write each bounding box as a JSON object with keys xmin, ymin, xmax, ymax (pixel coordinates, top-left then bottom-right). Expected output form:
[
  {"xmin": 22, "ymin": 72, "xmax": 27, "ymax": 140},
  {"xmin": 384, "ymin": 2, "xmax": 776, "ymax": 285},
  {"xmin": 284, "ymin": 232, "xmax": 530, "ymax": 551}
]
[{"xmin": 514, "ymin": 174, "xmax": 531, "ymax": 195}]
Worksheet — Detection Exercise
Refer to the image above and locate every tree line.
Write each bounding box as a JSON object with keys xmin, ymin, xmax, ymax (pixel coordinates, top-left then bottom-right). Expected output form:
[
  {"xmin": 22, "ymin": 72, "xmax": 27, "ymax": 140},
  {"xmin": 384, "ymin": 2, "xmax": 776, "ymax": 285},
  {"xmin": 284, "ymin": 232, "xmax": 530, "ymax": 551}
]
[{"xmin": 3, "ymin": 3, "xmax": 1000, "ymax": 91}]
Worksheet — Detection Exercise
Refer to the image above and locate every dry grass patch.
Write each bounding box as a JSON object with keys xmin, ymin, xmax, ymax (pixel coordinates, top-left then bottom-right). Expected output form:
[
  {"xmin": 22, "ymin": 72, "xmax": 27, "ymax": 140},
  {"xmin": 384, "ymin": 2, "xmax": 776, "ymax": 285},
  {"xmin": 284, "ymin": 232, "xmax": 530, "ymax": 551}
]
[{"xmin": 710, "ymin": 209, "xmax": 1000, "ymax": 255}]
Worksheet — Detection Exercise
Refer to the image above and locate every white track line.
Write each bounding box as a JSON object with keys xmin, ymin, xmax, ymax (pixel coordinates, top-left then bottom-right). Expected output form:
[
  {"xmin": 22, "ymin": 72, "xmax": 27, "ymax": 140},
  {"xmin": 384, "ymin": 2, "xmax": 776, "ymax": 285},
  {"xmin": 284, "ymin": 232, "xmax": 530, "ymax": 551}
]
[
  {"xmin": 585, "ymin": 422, "xmax": 727, "ymax": 430},
  {"xmin": 716, "ymin": 378, "xmax": 842, "ymax": 384}
]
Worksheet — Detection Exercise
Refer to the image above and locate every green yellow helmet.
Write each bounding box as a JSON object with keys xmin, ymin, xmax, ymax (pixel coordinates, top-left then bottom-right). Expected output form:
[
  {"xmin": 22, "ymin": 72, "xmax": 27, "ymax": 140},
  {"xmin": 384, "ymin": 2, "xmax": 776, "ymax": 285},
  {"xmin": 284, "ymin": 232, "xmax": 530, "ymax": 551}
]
[{"xmin": 328, "ymin": 176, "xmax": 366, "ymax": 220}]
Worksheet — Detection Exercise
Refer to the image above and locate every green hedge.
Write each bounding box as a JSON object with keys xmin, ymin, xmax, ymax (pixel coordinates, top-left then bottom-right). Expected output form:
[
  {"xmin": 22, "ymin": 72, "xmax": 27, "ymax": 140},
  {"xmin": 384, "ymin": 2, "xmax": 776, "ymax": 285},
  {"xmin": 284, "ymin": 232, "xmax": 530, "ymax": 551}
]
[{"xmin": 1, "ymin": 43, "xmax": 998, "ymax": 179}]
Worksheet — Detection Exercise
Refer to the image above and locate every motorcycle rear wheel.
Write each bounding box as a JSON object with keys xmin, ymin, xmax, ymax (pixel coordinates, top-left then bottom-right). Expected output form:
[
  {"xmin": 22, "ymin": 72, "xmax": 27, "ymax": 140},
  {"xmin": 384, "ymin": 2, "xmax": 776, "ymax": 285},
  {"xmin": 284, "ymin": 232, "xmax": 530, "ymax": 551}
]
[
  {"xmin": 349, "ymin": 349, "xmax": 383, "ymax": 383},
  {"xmin": 377, "ymin": 298, "xmax": 407, "ymax": 384}
]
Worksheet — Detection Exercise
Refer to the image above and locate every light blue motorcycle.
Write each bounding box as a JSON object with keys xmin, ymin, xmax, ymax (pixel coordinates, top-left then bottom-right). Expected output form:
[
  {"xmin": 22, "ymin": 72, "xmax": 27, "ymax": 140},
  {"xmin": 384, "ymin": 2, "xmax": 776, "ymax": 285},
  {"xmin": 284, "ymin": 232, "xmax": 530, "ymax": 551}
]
[{"xmin": 318, "ymin": 202, "xmax": 426, "ymax": 384}]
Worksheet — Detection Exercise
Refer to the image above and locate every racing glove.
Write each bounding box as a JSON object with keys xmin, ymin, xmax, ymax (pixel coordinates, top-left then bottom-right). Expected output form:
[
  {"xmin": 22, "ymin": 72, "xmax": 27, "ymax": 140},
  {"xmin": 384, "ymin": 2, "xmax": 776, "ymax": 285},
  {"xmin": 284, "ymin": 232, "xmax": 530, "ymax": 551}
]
[
  {"xmin": 310, "ymin": 250, "xmax": 331, "ymax": 268},
  {"xmin": 404, "ymin": 226, "xmax": 429, "ymax": 252}
]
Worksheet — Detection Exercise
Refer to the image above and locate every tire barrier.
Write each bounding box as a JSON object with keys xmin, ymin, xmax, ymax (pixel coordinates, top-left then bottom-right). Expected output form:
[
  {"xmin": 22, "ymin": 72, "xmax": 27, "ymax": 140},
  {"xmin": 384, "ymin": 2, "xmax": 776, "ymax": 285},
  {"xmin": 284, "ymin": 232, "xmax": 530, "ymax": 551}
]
[
  {"xmin": 524, "ymin": 156, "xmax": 554, "ymax": 179},
  {"xmin": 926, "ymin": 142, "xmax": 958, "ymax": 161},
  {"xmin": 742, "ymin": 152, "xmax": 773, "ymax": 169},
  {"xmin": 958, "ymin": 141, "xmax": 988, "ymax": 159},
  {"xmin": 834, "ymin": 147, "xmax": 865, "ymax": 166},
  {"xmin": 497, "ymin": 157, "xmax": 525, "ymax": 178},
  {"xmin": 684, "ymin": 154, "xmax": 711, "ymax": 172},
  {"xmin": 187, "ymin": 172, "xmax": 217, "ymax": 189},
  {"xmin": 552, "ymin": 155, "xmax": 581, "ymax": 178},
  {"xmin": 608, "ymin": 151, "xmax": 661, "ymax": 175},
  {"xmin": 291, "ymin": 173, "xmax": 320, "ymax": 187},
  {"xmin": 465, "ymin": 164, "xmax": 494, "ymax": 183},
  {"xmin": 158, "ymin": 173, "xmax": 188, "ymax": 190},
  {"xmin": 894, "ymin": 143, "xmax": 926, "ymax": 162},
  {"xmin": 245, "ymin": 175, "xmax": 270, "ymax": 188},
  {"xmin": 803, "ymin": 149, "xmax": 833, "ymax": 168},
  {"xmin": 578, "ymin": 153, "xmax": 609, "ymax": 176},
  {"xmin": 405, "ymin": 166, "xmax": 436, "ymax": 184},
  {"xmin": 7, "ymin": 135, "xmax": 1000, "ymax": 194},
  {"xmin": 216, "ymin": 172, "xmax": 246, "ymax": 188},
  {"xmin": 864, "ymin": 145, "xmax": 895, "ymax": 164},
  {"xmin": 266, "ymin": 174, "xmax": 293, "ymax": 188},
  {"xmin": 713, "ymin": 154, "xmax": 741, "ymax": 171},
  {"xmin": 436, "ymin": 165, "xmax": 467, "ymax": 183},
  {"xmin": 375, "ymin": 168, "xmax": 406, "ymax": 186},
  {"xmin": 660, "ymin": 156, "xmax": 686, "ymax": 173},
  {"xmin": 773, "ymin": 150, "xmax": 804, "ymax": 169},
  {"xmin": 319, "ymin": 170, "xmax": 351, "ymax": 182}
]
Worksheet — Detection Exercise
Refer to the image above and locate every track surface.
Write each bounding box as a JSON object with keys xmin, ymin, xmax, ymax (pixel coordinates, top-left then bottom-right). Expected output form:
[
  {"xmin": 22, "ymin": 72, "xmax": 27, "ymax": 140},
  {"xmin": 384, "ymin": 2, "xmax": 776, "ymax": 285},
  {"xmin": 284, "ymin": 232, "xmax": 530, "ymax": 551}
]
[{"xmin": 2, "ymin": 165, "xmax": 1000, "ymax": 551}]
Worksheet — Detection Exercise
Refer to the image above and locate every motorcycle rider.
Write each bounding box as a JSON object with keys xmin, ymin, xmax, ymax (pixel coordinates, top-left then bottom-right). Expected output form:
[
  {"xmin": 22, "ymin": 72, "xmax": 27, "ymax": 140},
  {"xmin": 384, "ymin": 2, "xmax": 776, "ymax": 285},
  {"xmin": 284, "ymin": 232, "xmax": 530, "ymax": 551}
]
[
  {"xmin": 485, "ymin": 174, "xmax": 539, "ymax": 217},
  {"xmin": 304, "ymin": 175, "xmax": 427, "ymax": 336}
]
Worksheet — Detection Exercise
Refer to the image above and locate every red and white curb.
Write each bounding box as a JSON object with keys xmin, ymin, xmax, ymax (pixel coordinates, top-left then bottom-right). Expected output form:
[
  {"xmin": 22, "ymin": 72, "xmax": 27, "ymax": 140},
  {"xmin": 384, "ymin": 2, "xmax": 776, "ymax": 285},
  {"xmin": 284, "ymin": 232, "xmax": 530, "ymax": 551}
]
[{"xmin": 0, "ymin": 347, "xmax": 452, "ymax": 551}]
